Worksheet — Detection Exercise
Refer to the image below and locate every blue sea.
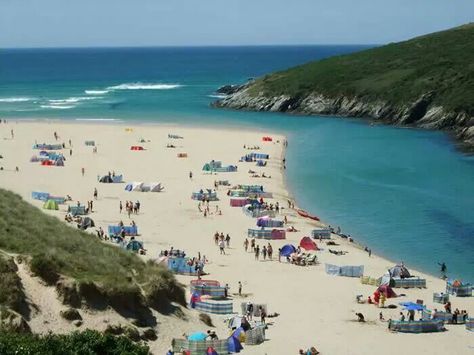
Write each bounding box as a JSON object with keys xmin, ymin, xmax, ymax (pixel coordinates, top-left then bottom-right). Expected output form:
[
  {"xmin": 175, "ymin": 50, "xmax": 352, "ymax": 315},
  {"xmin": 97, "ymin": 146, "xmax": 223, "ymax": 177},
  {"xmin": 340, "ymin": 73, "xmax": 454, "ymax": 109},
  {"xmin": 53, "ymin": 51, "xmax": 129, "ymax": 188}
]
[{"xmin": 1, "ymin": 46, "xmax": 473, "ymax": 280}]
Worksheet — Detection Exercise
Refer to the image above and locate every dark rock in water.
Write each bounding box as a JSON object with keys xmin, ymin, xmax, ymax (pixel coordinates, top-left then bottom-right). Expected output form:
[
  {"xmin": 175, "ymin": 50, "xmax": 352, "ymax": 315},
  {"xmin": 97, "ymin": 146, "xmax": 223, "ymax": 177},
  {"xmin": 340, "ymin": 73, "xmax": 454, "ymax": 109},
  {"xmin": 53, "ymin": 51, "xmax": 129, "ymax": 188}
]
[
  {"xmin": 216, "ymin": 84, "xmax": 246, "ymax": 95},
  {"xmin": 60, "ymin": 307, "xmax": 82, "ymax": 321}
]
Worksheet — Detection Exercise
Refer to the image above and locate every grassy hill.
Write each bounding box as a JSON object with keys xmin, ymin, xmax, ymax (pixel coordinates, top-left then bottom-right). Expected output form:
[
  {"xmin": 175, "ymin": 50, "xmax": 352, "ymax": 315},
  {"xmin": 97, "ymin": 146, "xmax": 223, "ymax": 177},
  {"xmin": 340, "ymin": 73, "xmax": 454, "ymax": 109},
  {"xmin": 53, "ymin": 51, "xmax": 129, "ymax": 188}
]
[
  {"xmin": 249, "ymin": 24, "xmax": 474, "ymax": 114},
  {"xmin": 214, "ymin": 24, "xmax": 474, "ymax": 150},
  {"xmin": 0, "ymin": 188, "xmax": 185, "ymax": 321}
]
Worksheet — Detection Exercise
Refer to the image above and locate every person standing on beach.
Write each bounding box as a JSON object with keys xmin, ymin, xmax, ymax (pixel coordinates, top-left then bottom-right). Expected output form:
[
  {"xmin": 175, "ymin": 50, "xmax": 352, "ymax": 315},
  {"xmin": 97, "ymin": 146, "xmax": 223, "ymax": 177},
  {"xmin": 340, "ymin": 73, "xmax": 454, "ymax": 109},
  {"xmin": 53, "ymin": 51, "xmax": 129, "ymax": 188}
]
[
  {"xmin": 219, "ymin": 239, "xmax": 226, "ymax": 255},
  {"xmin": 189, "ymin": 171, "xmax": 193, "ymax": 180},
  {"xmin": 69, "ymin": 149, "xmax": 72, "ymax": 156},
  {"xmin": 81, "ymin": 167, "xmax": 85, "ymax": 176},
  {"xmin": 238, "ymin": 281, "xmax": 242, "ymax": 296},
  {"xmin": 10, "ymin": 129, "xmax": 14, "ymax": 139},
  {"xmin": 225, "ymin": 234, "xmax": 231, "ymax": 247},
  {"xmin": 119, "ymin": 201, "xmax": 123, "ymax": 213},
  {"xmin": 93, "ymin": 188, "xmax": 98, "ymax": 200},
  {"xmin": 255, "ymin": 245, "xmax": 260, "ymax": 260},
  {"xmin": 244, "ymin": 238, "xmax": 249, "ymax": 252},
  {"xmin": 267, "ymin": 243, "xmax": 273, "ymax": 260},
  {"xmin": 262, "ymin": 245, "xmax": 267, "ymax": 260}
]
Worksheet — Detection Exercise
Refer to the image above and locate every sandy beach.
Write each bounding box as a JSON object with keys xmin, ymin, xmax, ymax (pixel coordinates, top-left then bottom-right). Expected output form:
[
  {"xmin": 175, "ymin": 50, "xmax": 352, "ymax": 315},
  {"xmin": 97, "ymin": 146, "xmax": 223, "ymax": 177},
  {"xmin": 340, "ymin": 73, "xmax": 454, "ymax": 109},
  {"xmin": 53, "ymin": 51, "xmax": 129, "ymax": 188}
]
[{"xmin": 0, "ymin": 120, "xmax": 472, "ymax": 355}]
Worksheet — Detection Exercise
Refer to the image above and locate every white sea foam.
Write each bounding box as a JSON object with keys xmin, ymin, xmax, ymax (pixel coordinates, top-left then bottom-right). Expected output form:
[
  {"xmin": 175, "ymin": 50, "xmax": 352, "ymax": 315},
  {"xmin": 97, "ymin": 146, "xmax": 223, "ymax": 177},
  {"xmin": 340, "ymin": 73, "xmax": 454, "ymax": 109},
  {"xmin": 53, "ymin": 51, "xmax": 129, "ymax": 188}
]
[
  {"xmin": 40, "ymin": 105, "xmax": 76, "ymax": 110},
  {"xmin": 208, "ymin": 94, "xmax": 228, "ymax": 99},
  {"xmin": 106, "ymin": 82, "xmax": 182, "ymax": 90},
  {"xmin": 0, "ymin": 97, "xmax": 36, "ymax": 103},
  {"xmin": 48, "ymin": 96, "xmax": 102, "ymax": 104},
  {"xmin": 84, "ymin": 90, "xmax": 110, "ymax": 95},
  {"xmin": 75, "ymin": 118, "xmax": 120, "ymax": 122}
]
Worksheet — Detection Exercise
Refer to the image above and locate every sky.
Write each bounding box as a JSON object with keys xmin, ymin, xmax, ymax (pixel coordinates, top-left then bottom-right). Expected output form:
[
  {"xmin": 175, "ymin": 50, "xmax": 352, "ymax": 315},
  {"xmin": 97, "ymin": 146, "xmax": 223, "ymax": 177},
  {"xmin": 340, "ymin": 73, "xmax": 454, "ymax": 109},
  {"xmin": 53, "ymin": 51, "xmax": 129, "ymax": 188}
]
[{"xmin": 1, "ymin": 0, "xmax": 473, "ymax": 48}]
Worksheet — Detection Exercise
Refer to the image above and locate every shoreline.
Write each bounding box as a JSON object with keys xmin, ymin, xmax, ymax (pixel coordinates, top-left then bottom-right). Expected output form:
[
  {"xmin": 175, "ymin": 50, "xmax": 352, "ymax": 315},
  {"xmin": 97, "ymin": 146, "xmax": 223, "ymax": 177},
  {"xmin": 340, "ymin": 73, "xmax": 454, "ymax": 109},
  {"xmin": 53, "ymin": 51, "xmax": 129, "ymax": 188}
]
[
  {"xmin": 0, "ymin": 120, "xmax": 472, "ymax": 354},
  {"xmin": 0, "ymin": 118, "xmax": 463, "ymax": 282}
]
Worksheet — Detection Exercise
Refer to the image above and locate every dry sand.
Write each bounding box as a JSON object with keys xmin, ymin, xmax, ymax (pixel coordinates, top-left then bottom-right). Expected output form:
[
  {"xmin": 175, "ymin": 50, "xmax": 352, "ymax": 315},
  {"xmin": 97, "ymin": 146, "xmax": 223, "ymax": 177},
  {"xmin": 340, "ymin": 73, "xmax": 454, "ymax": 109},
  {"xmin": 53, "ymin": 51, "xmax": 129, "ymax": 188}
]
[{"xmin": 0, "ymin": 120, "xmax": 472, "ymax": 355}]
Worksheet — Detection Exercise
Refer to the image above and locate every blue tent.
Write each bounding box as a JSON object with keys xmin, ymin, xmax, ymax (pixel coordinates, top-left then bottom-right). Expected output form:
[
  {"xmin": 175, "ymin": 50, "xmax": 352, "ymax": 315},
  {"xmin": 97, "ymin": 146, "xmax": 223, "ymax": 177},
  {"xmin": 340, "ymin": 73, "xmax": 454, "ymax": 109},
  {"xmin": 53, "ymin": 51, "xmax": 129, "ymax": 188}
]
[
  {"xmin": 280, "ymin": 244, "xmax": 297, "ymax": 257},
  {"xmin": 227, "ymin": 336, "xmax": 243, "ymax": 353}
]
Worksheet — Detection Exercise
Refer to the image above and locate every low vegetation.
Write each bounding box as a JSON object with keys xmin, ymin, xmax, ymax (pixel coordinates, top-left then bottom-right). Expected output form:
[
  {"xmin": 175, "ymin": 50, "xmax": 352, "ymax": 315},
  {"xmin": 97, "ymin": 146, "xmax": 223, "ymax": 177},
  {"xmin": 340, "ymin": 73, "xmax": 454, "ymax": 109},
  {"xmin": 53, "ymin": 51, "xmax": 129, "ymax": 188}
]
[
  {"xmin": 0, "ymin": 189, "xmax": 185, "ymax": 319},
  {"xmin": 0, "ymin": 329, "xmax": 149, "ymax": 355},
  {"xmin": 0, "ymin": 254, "xmax": 25, "ymax": 314},
  {"xmin": 248, "ymin": 23, "xmax": 474, "ymax": 115}
]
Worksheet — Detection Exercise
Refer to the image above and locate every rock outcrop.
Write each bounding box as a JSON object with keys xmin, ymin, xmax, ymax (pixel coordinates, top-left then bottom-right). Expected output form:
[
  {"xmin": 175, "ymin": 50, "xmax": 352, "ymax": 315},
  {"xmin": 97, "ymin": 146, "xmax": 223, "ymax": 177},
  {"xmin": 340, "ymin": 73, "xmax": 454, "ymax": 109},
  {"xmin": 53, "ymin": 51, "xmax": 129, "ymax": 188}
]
[{"xmin": 212, "ymin": 85, "xmax": 474, "ymax": 152}]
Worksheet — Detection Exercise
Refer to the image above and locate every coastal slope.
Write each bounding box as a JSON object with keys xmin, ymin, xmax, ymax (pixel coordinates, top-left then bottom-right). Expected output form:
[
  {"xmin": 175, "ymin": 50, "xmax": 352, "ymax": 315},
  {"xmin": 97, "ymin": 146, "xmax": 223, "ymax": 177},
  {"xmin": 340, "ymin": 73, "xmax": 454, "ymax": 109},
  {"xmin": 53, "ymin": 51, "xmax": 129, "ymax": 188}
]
[{"xmin": 213, "ymin": 24, "xmax": 474, "ymax": 151}]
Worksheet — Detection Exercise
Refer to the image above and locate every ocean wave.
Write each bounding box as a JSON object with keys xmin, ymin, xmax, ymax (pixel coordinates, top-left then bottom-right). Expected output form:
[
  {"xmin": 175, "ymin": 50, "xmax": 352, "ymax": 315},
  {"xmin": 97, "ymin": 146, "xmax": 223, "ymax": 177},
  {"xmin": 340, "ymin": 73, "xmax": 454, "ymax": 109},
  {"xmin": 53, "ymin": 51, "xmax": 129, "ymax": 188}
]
[
  {"xmin": 48, "ymin": 96, "xmax": 102, "ymax": 104},
  {"xmin": 85, "ymin": 90, "xmax": 110, "ymax": 95},
  {"xmin": 75, "ymin": 118, "xmax": 119, "ymax": 121},
  {"xmin": 208, "ymin": 94, "xmax": 228, "ymax": 99},
  {"xmin": 106, "ymin": 82, "xmax": 182, "ymax": 90},
  {"xmin": 40, "ymin": 105, "xmax": 76, "ymax": 110},
  {"xmin": 0, "ymin": 97, "xmax": 36, "ymax": 103}
]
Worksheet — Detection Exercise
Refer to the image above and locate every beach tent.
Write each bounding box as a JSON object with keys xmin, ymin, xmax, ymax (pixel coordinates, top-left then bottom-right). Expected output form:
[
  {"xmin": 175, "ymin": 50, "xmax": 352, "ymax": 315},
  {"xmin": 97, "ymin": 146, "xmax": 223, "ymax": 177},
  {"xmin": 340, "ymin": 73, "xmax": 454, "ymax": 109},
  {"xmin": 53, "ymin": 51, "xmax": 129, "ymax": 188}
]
[
  {"xmin": 227, "ymin": 336, "xmax": 243, "ymax": 353},
  {"xmin": 299, "ymin": 236, "xmax": 319, "ymax": 251},
  {"xmin": 389, "ymin": 264, "xmax": 411, "ymax": 278},
  {"xmin": 377, "ymin": 284, "xmax": 397, "ymax": 298},
  {"xmin": 43, "ymin": 199, "xmax": 59, "ymax": 210},
  {"xmin": 126, "ymin": 240, "xmax": 144, "ymax": 253},
  {"xmin": 41, "ymin": 160, "xmax": 54, "ymax": 166},
  {"xmin": 55, "ymin": 158, "xmax": 65, "ymax": 166},
  {"xmin": 78, "ymin": 217, "xmax": 95, "ymax": 230},
  {"xmin": 99, "ymin": 175, "xmax": 113, "ymax": 183},
  {"xmin": 149, "ymin": 182, "xmax": 163, "ymax": 192},
  {"xmin": 280, "ymin": 244, "xmax": 297, "ymax": 257},
  {"xmin": 125, "ymin": 182, "xmax": 143, "ymax": 192}
]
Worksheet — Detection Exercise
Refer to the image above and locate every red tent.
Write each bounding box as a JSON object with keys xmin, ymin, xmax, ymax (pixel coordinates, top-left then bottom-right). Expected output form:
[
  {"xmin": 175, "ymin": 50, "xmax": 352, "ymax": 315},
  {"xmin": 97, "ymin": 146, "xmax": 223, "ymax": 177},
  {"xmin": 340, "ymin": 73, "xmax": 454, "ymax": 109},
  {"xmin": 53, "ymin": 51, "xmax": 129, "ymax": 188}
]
[
  {"xmin": 299, "ymin": 236, "xmax": 319, "ymax": 251},
  {"xmin": 41, "ymin": 160, "xmax": 53, "ymax": 166},
  {"xmin": 377, "ymin": 284, "xmax": 397, "ymax": 298},
  {"xmin": 130, "ymin": 146, "xmax": 144, "ymax": 151}
]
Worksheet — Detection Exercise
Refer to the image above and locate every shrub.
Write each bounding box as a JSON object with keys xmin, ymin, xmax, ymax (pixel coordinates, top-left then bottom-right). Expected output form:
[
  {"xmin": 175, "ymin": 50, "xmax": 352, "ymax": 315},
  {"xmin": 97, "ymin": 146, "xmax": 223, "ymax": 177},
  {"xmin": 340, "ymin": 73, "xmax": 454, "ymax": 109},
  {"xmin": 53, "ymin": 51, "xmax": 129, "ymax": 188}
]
[{"xmin": 0, "ymin": 329, "xmax": 150, "ymax": 355}]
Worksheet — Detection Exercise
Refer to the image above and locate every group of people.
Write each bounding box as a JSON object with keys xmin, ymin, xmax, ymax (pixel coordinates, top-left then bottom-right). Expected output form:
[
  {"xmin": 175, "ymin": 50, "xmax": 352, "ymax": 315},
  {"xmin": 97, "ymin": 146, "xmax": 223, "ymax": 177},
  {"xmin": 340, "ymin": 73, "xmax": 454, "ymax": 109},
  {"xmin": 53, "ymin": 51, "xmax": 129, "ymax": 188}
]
[
  {"xmin": 120, "ymin": 200, "xmax": 140, "ymax": 217},
  {"xmin": 243, "ymin": 238, "xmax": 274, "ymax": 261},
  {"xmin": 214, "ymin": 232, "xmax": 231, "ymax": 254}
]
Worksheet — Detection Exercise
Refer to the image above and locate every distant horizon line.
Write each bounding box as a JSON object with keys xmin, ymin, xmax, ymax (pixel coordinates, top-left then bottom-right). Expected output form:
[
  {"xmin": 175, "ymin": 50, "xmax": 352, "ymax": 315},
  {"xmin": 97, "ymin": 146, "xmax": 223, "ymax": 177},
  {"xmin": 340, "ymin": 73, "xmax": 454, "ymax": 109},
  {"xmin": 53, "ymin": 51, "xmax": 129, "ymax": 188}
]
[{"xmin": 1, "ymin": 43, "xmax": 379, "ymax": 50}]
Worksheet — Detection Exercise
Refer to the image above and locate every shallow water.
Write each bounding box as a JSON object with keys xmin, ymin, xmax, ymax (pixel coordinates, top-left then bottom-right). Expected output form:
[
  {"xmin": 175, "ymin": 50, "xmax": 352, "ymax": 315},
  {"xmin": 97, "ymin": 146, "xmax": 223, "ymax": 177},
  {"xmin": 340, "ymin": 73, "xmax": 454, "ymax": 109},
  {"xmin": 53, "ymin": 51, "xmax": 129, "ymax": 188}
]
[{"xmin": 1, "ymin": 46, "xmax": 473, "ymax": 280}]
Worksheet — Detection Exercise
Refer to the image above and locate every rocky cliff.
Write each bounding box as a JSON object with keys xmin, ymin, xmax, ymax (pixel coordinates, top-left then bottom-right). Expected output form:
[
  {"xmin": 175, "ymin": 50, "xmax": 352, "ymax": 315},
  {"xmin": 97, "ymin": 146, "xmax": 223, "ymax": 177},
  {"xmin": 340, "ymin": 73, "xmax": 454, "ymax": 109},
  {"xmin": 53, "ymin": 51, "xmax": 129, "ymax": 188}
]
[{"xmin": 212, "ymin": 84, "xmax": 474, "ymax": 152}]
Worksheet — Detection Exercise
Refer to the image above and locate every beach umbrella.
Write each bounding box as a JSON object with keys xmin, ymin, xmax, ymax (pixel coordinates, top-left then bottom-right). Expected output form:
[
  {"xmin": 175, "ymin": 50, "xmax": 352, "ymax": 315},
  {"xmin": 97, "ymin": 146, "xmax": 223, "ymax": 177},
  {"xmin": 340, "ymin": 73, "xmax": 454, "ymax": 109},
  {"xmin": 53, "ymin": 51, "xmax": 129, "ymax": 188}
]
[
  {"xmin": 280, "ymin": 244, "xmax": 297, "ymax": 257},
  {"xmin": 399, "ymin": 302, "xmax": 425, "ymax": 311},
  {"xmin": 188, "ymin": 332, "xmax": 207, "ymax": 341}
]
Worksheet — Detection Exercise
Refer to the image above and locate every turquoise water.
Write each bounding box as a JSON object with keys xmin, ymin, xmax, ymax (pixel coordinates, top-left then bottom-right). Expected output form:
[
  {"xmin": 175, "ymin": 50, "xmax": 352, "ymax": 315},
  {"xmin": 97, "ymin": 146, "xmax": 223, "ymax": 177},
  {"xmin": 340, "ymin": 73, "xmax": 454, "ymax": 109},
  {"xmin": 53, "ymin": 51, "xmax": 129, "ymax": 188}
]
[{"xmin": 1, "ymin": 47, "xmax": 473, "ymax": 280}]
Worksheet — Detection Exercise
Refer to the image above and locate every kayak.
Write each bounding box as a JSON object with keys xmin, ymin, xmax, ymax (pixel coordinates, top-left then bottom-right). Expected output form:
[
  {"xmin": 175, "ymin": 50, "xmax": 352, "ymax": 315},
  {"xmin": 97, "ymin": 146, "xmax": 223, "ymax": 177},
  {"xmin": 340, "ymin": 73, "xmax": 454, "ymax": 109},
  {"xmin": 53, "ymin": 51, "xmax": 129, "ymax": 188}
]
[{"xmin": 297, "ymin": 209, "xmax": 320, "ymax": 221}]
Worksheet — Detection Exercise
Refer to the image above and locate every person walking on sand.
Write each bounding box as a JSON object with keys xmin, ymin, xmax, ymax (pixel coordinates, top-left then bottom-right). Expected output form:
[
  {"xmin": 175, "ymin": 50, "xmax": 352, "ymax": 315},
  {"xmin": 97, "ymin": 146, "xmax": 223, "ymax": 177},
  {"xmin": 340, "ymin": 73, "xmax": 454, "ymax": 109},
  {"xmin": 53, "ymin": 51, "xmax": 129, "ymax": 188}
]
[
  {"xmin": 244, "ymin": 238, "xmax": 249, "ymax": 252},
  {"xmin": 225, "ymin": 234, "xmax": 231, "ymax": 247},
  {"xmin": 81, "ymin": 167, "xmax": 85, "ymax": 176},
  {"xmin": 69, "ymin": 149, "xmax": 72, "ymax": 156},
  {"xmin": 255, "ymin": 245, "xmax": 260, "ymax": 260},
  {"xmin": 119, "ymin": 201, "xmax": 123, "ymax": 213},
  {"xmin": 267, "ymin": 243, "xmax": 273, "ymax": 260},
  {"xmin": 10, "ymin": 129, "xmax": 14, "ymax": 139},
  {"xmin": 93, "ymin": 188, "xmax": 98, "ymax": 200},
  {"xmin": 189, "ymin": 171, "xmax": 193, "ymax": 180},
  {"xmin": 238, "ymin": 281, "xmax": 242, "ymax": 296},
  {"xmin": 219, "ymin": 239, "xmax": 226, "ymax": 255}
]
